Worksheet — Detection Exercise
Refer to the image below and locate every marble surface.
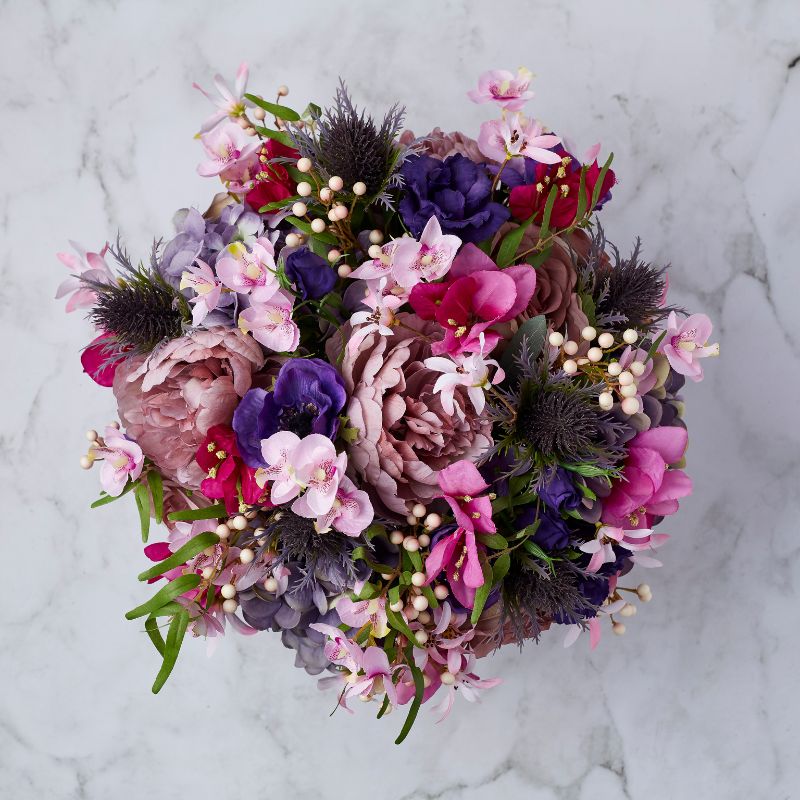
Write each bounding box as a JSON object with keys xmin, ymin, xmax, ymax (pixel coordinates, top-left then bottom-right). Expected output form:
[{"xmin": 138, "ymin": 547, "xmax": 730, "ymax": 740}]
[{"xmin": 2, "ymin": 1, "xmax": 799, "ymax": 797}]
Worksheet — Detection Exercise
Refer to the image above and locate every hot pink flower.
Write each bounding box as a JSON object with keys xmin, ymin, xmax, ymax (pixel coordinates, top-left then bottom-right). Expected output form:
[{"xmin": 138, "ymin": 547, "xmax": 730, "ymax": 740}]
[
  {"xmin": 237, "ymin": 289, "xmax": 300, "ymax": 353},
  {"xmin": 437, "ymin": 460, "xmax": 496, "ymax": 534},
  {"xmin": 55, "ymin": 241, "xmax": 113, "ymax": 312},
  {"xmin": 659, "ymin": 312, "xmax": 719, "ymax": 382},
  {"xmin": 91, "ymin": 425, "xmax": 144, "ymax": 496},
  {"xmin": 477, "ymin": 114, "xmax": 561, "ymax": 164},
  {"xmin": 468, "ymin": 68, "xmax": 535, "ymax": 111},
  {"xmin": 180, "ymin": 259, "xmax": 222, "ymax": 326},
  {"xmin": 215, "ymin": 238, "xmax": 279, "ymax": 301},
  {"xmin": 603, "ymin": 427, "xmax": 692, "ymax": 529},
  {"xmin": 81, "ymin": 333, "xmax": 125, "ymax": 387},
  {"xmin": 197, "ymin": 121, "xmax": 259, "ymax": 179},
  {"xmin": 194, "ymin": 62, "xmax": 252, "ymax": 133}
]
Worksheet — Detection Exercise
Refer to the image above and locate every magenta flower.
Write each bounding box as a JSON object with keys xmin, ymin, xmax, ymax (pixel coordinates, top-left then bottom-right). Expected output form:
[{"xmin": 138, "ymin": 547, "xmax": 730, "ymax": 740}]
[
  {"xmin": 197, "ymin": 121, "xmax": 259, "ymax": 179},
  {"xmin": 91, "ymin": 425, "xmax": 144, "ymax": 496},
  {"xmin": 215, "ymin": 238, "xmax": 278, "ymax": 302},
  {"xmin": 237, "ymin": 289, "xmax": 300, "ymax": 353},
  {"xmin": 467, "ymin": 68, "xmax": 535, "ymax": 111},
  {"xmin": 659, "ymin": 312, "xmax": 719, "ymax": 382},
  {"xmin": 179, "ymin": 259, "xmax": 222, "ymax": 325},
  {"xmin": 437, "ymin": 460, "xmax": 496, "ymax": 534},
  {"xmin": 55, "ymin": 241, "xmax": 113, "ymax": 312},
  {"xmin": 603, "ymin": 427, "xmax": 693, "ymax": 529},
  {"xmin": 193, "ymin": 62, "xmax": 252, "ymax": 133},
  {"xmin": 477, "ymin": 114, "xmax": 561, "ymax": 164},
  {"xmin": 391, "ymin": 216, "xmax": 462, "ymax": 288}
]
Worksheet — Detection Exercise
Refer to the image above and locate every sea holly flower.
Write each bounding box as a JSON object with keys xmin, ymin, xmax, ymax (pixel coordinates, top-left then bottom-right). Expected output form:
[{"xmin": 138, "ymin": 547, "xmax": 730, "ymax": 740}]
[
  {"xmin": 659, "ymin": 312, "xmax": 719, "ymax": 382},
  {"xmin": 477, "ymin": 114, "xmax": 562, "ymax": 165},
  {"xmin": 347, "ymin": 280, "xmax": 404, "ymax": 354},
  {"xmin": 215, "ymin": 238, "xmax": 279, "ymax": 301},
  {"xmin": 193, "ymin": 61, "xmax": 252, "ymax": 133},
  {"xmin": 179, "ymin": 259, "xmax": 222, "ymax": 325},
  {"xmin": 468, "ymin": 67, "xmax": 535, "ymax": 111},
  {"xmin": 237, "ymin": 289, "xmax": 300, "ymax": 352},
  {"xmin": 391, "ymin": 216, "xmax": 462, "ymax": 288},
  {"xmin": 55, "ymin": 241, "xmax": 113, "ymax": 312},
  {"xmin": 197, "ymin": 121, "xmax": 260, "ymax": 179},
  {"xmin": 424, "ymin": 335, "xmax": 505, "ymax": 416},
  {"xmin": 310, "ymin": 475, "xmax": 374, "ymax": 535},
  {"xmin": 335, "ymin": 596, "xmax": 389, "ymax": 638},
  {"xmin": 91, "ymin": 425, "xmax": 144, "ymax": 497},
  {"xmin": 579, "ymin": 525, "xmax": 668, "ymax": 573}
]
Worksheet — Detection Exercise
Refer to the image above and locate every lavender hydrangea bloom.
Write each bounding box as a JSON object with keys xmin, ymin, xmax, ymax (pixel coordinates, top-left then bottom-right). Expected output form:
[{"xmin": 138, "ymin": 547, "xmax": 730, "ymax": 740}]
[
  {"xmin": 233, "ymin": 358, "xmax": 346, "ymax": 468},
  {"xmin": 399, "ymin": 153, "xmax": 509, "ymax": 244}
]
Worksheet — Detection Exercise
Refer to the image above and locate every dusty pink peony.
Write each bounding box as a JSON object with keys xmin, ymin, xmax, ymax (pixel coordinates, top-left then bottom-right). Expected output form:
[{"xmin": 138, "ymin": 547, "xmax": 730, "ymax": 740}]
[
  {"xmin": 328, "ymin": 314, "xmax": 493, "ymax": 519},
  {"xmin": 400, "ymin": 128, "xmax": 488, "ymax": 164},
  {"xmin": 113, "ymin": 327, "xmax": 264, "ymax": 488}
]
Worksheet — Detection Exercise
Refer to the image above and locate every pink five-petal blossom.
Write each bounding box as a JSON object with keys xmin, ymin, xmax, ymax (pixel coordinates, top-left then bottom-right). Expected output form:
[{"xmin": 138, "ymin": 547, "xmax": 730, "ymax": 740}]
[
  {"xmin": 437, "ymin": 460, "xmax": 496, "ymax": 535},
  {"xmin": 215, "ymin": 238, "xmax": 279, "ymax": 301},
  {"xmin": 55, "ymin": 241, "xmax": 113, "ymax": 312},
  {"xmin": 81, "ymin": 333, "xmax": 125, "ymax": 387},
  {"xmin": 335, "ymin": 596, "xmax": 389, "ymax": 638},
  {"xmin": 467, "ymin": 67, "xmax": 535, "ymax": 111},
  {"xmin": 91, "ymin": 425, "xmax": 144, "ymax": 496},
  {"xmin": 193, "ymin": 62, "xmax": 252, "ymax": 133},
  {"xmin": 659, "ymin": 311, "xmax": 719, "ymax": 382},
  {"xmin": 256, "ymin": 430, "xmax": 302, "ymax": 503},
  {"xmin": 477, "ymin": 113, "xmax": 561, "ymax": 164},
  {"xmin": 179, "ymin": 259, "xmax": 222, "ymax": 326},
  {"xmin": 237, "ymin": 289, "xmax": 300, "ymax": 353},
  {"xmin": 289, "ymin": 434, "xmax": 346, "ymax": 516},
  {"xmin": 197, "ymin": 120, "xmax": 259, "ymax": 179},
  {"xmin": 603, "ymin": 426, "xmax": 692, "ymax": 529},
  {"xmin": 391, "ymin": 216, "xmax": 462, "ymax": 288},
  {"xmin": 310, "ymin": 475, "xmax": 374, "ymax": 535}
]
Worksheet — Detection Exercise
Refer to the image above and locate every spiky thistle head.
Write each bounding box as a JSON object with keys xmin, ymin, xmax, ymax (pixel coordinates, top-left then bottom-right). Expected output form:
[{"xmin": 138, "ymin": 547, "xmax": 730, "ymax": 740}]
[{"xmin": 85, "ymin": 239, "xmax": 189, "ymax": 355}]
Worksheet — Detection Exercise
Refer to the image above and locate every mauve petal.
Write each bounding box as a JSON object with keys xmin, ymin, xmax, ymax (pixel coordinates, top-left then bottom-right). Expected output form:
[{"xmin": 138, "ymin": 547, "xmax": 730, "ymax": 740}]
[
  {"xmin": 449, "ymin": 243, "xmax": 498, "ymax": 277},
  {"xmin": 500, "ymin": 265, "xmax": 537, "ymax": 320},
  {"xmin": 632, "ymin": 426, "xmax": 688, "ymax": 465}
]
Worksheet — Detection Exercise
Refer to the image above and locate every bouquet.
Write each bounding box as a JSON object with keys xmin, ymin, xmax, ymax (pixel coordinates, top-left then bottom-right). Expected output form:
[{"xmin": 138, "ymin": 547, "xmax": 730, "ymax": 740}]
[{"xmin": 58, "ymin": 64, "xmax": 718, "ymax": 742}]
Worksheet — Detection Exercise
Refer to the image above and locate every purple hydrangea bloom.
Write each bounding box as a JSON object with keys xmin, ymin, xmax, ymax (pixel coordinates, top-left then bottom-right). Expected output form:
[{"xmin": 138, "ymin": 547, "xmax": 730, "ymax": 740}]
[
  {"xmin": 284, "ymin": 247, "xmax": 337, "ymax": 300},
  {"xmin": 233, "ymin": 358, "xmax": 347, "ymax": 467},
  {"xmin": 399, "ymin": 153, "xmax": 510, "ymax": 244}
]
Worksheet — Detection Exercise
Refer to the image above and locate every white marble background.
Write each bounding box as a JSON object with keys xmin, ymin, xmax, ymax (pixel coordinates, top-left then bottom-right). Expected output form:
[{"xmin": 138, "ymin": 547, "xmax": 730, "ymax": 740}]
[{"xmin": 1, "ymin": 0, "xmax": 798, "ymax": 797}]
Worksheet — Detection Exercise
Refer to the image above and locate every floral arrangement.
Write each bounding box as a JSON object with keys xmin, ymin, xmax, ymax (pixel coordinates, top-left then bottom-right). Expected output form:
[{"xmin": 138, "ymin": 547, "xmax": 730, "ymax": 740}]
[{"xmin": 59, "ymin": 64, "xmax": 718, "ymax": 741}]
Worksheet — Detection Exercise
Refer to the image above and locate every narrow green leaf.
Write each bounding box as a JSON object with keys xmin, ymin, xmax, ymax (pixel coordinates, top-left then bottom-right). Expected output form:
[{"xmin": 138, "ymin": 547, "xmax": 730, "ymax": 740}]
[
  {"xmin": 376, "ymin": 694, "xmax": 391, "ymax": 719},
  {"xmin": 147, "ymin": 601, "xmax": 185, "ymax": 617},
  {"xmin": 385, "ymin": 606, "xmax": 418, "ymax": 643},
  {"xmin": 470, "ymin": 555, "xmax": 495, "ymax": 624},
  {"xmin": 285, "ymin": 215, "xmax": 338, "ymax": 244},
  {"xmin": 258, "ymin": 196, "xmax": 297, "ymax": 213},
  {"xmin": 523, "ymin": 539, "xmax": 554, "ymax": 563},
  {"xmin": 407, "ymin": 549, "xmax": 424, "ymax": 573},
  {"xmin": 496, "ymin": 214, "xmax": 535, "ymax": 268},
  {"xmin": 252, "ymin": 125, "xmax": 293, "ymax": 148},
  {"xmin": 589, "ymin": 153, "xmax": 614, "ymax": 213},
  {"xmin": 562, "ymin": 462, "xmax": 615, "ymax": 478},
  {"xmin": 125, "ymin": 574, "xmax": 201, "ymax": 620},
  {"xmin": 147, "ymin": 471, "xmax": 164, "ymax": 524},
  {"xmin": 90, "ymin": 480, "xmax": 135, "ymax": 508},
  {"xmin": 144, "ymin": 616, "xmax": 165, "ymax": 656},
  {"xmin": 492, "ymin": 552, "xmax": 511, "ymax": 585},
  {"xmin": 135, "ymin": 482, "xmax": 150, "ymax": 543},
  {"xmin": 581, "ymin": 291, "xmax": 596, "ymax": 327},
  {"xmin": 646, "ymin": 329, "xmax": 667, "ymax": 361},
  {"xmin": 420, "ymin": 584, "xmax": 439, "ymax": 609},
  {"xmin": 137, "ymin": 532, "xmax": 219, "ymax": 582},
  {"xmin": 388, "ymin": 585, "xmax": 401, "ymax": 608},
  {"xmin": 167, "ymin": 503, "xmax": 226, "ymax": 522},
  {"xmin": 394, "ymin": 644, "xmax": 424, "ymax": 745},
  {"xmin": 477, "ymin": 533, "xmax": 509, "ymax": 550},
  {"xmin": 151, "ymin": 610, "xmax": 190, "ymax": 694},
  {"xmin": 525, "ymin": 245, "xmax": 553, "ymax": 268},
  {"xmin": 571, "ymin": 165, "xmax": 589, "ymax": 226},
  {"xmin": 538, "ymin": 184, "xmax": 560, "ymax": 242},
  {"xmin": 244, "ymin": 93, "xmax": 301, "ymax": 121}
]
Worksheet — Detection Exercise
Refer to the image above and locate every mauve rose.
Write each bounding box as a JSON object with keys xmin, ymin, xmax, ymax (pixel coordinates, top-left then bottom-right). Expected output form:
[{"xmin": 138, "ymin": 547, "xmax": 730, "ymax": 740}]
[
  {"xmin": 400, "ymin": 128, "xmax": 487, "ymax": 164},
  {"xmin": 327, "ymin": 314, "xmax": 493, "ymax": 519},
  {"xmin": 113, "ymin": 327, "xmax": 264, "ymax": 488}
]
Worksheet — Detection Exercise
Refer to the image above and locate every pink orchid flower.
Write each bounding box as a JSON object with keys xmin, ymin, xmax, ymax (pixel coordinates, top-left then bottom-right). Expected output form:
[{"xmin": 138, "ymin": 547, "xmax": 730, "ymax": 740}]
[
  {"xmin": 179, "ymin": 259, "xmax": 222, "ymax": 325},
  {"xmin": 348, "ymin": 279, "xmax": 404, "ymax": 354},
  {"xmin": 616, "ymin": 345, "xmax": 657, "ymax": 413},
  {"xmin": 348, "ymin": 240, "xmax": 399, "ymax": 282},
  {"xmin": 563, "ymin": 595, "xmax": 627, "ymax": 650},
  {"xmin": 289, "ymin": 434, "xmax": 347, "ymax": 517},
  {"xmin": 603, "ymin": 427, "xmax": 692, "ymax": 529},
  {"xmin": 425, "ymin": 333, "xmax": 505, "ymax": 416},
  {"xmin": 55, "ymin": 241, "xmax": 113, "ymax": 312},
  {"xmin": 256, "ymin": 430, "xmax": 302, "ymax": 502},
  {"xmin": 579, "ymin": 525, "xmax": 669, "ymax": 573},
  {"xmin": 193, "ymin": 62, "xmax": 253, "ymax": 133},
  {"xmin": 477, "ymin": 113, "xmax": 562, "ymax": 164},
  {"xmin": 237, "ymin": 289, "xmax": 300, "ymax": 352},
  {"xmin": 429, "ymin": 651, "xmax": 502, "ymax": 722},
  {"xmin": 659, "ymin": 312, "xmax": 719, "ymax": 382},
  {"xmin": 91, "ymin": 425, "xmax": 144, "ymax": 496},
  {"xmin": 467, "ymin": 67, "xmax": 535, "ymax": 111},
  {"xmin": 215, "ymin": 238, "xmax": 279, "ymax": 301},
  {"xmin": 335, "ymin": 596, "xmax": 389, "ymax": 638},
  {"xmin": 197, "ymin": 120, "xmax": 259, "ymax": 179},
  {"xmin": 391, "ymin": 216, "xmax": 462, "ymax": 288},
  {"xmin": 311, "ymin": 475, "xmax": 374, "ymax": 536}
]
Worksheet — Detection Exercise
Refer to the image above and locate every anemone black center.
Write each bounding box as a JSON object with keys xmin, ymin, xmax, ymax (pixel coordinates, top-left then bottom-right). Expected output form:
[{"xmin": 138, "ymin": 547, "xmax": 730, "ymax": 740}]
[{"xmin": 277, "ymin": 403, "xmax": 318, "ymax": 437}]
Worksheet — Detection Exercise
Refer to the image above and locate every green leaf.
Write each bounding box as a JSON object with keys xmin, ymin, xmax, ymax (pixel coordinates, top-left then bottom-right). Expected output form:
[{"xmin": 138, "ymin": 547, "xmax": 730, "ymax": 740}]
[
  {"xmin": 538, "ymin": 184, "xmax": 560, "ymax": 242},
  {"xmin": 147, "ymin": 471, "xmax": 164, "ymax": 524},
  {"xmin": 167, "ymin": 503, "xmax": 226, "ymax": 522},
  {"xmin": 580, "ymin": 291, "xmax": 597, "ymax": 327},
  {"xmin": 144, "ymin": 616, "xmax": 165, "ymax": 656},
  {"xmin": 134, "ymin": 482, "xmax": 151, "ymax": 543},
  {"xmin": 151, "ymin": 610, "xmax": 190, "ymax": 694},
  {"xmin": 492, "ymin": 552, "xmax": 511, "ymax": 585},
  {"xmin": 496, "ymin": 214, "xmax": 535, "ymax": 268},
  {"xmin": 252, "ymin": 125, "xmax": 293, "ymax": 148},
  {"xmin": 90, "ymin": 480, "xmax": 135, "ymax": 508},
  {"xmin": 385, "ymin": 606, "xmax": 418, "ymax": 643},
  {"xmin": 136, "ymin": 531, "xmax": 220, "ymax": 582},
  {"xmin": 285, "ymin": 215, "xmax": 338, "ymax": 245},
  {"xmin": 420, "ymin": 584, "xmax": 439, "ymax": 609},
  {"xmin": 407, "ymin": 549, "xmax": 424, "ymax": 572},
  {"xmin": 303, "ymin": 102, "xmax": 322, "ymax": 120},
  {"xmin": 470, "ymin": 555, "xmax": 495, "ymax": 624},
  {"xmin": 244, "ymin": 93, "xmax": 301, "ymax": 121},
  {"xmin": 355, "ymin": 581, "xmax": 381, "ymax": 601},
  {"xmin": 646, "ymin": 329, "xmax": 667, "ymax": 361},
  {"xmin": 500, "ymin": 315, "xmax": 547, "ymax": 377},
  {"xmin": 477, "ymin": 533, "xmax": 509, "ymax": 550},
  {"xmin": 125, "ymin": 574, "xmax": 201, "ymax": 620},
  {"xmin": 491, "ymin": 490, "xmax": 538, "ymax": 514},
  {"xmin": 579, "ymin": 482, "xmax": 597, "ymax": 501},
  {"xmin": 562, "ymin": 462, "xmax": 616, "ymax": 478},
  {"xmin": 589, "ymin": 153, "xmax": 614, "ymax": 213},
  {"xmin": 571, "ymin": 165, "xmax": 589, "ymax": 226},
  {"xmin": 525, "ymin": 245, "xmax": 553, "ymax": 268},
  {"xmin": 394, "ymin": 644, "xmax": 424, "ymax": 744},
  {"xmin": 523, "ymin": 539, "xmax": 553, "ymax": 564},
  {"xmin": 258, "ymin": 196, "xmax": 297, "ymax": 213}
]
